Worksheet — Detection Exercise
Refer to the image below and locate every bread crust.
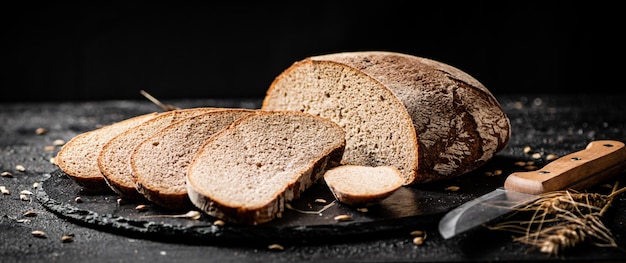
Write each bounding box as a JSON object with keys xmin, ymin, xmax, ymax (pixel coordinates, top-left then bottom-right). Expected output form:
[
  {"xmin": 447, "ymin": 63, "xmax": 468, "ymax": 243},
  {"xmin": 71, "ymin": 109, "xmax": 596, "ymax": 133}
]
[
  {"xmin": 263, "ymin": 51, "xmax": 511, "ymax": 183},
  {"xmin": 186, "ymin": 111, "xmax": 346, "ymax": 225},
  {"xmin": 54, "ymin": 112, "xmax": 159, "ymax": 193}
]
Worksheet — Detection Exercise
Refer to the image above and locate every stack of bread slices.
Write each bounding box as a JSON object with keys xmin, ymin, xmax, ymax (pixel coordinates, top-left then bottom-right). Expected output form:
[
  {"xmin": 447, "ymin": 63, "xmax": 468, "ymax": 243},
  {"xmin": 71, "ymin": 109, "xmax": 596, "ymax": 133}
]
[{"xmin": 54, "ymin": 51, "xmax": 511, "ymax": 225}]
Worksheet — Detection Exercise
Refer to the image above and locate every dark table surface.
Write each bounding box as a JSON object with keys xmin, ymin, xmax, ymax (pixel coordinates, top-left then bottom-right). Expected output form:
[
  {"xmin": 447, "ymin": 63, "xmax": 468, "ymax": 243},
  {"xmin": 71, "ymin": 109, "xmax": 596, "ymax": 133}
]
[{"xmin": 1, "ymin": 93, "xmax": 626, "ymax": 262}]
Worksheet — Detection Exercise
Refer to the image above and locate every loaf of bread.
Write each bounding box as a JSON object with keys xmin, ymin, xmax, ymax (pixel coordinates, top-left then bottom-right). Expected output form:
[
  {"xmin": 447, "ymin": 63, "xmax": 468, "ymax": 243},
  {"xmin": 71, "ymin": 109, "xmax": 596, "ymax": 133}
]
[
  {"xmin": 262, "ymin": 51, "xmax": 511, "ymax": 184},
  {"xmin": 98, "ymin": 107, "xmax": 221, "ymax": 200},
  {"xmin": 186, "ymin": 111, "xmax": 346, "ymax": 225},
  {"xmin": 132, "ymin": 108, "xmax": 255, "ymax": 210},
  {"xmin": 54, "ymin": 112, "xmax": 159, "ymax": 192},
  {"xmin": 323, "ymin": 165, "xmax": 404, "ymax": 207}
]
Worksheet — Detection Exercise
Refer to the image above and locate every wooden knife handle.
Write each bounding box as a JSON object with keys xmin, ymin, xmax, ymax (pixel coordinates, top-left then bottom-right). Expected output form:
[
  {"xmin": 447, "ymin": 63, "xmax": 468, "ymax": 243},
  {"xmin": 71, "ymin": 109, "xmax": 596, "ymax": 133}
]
[{"xmin": 504, "ymin": 140, "xmax": 626, "ymax": 195}]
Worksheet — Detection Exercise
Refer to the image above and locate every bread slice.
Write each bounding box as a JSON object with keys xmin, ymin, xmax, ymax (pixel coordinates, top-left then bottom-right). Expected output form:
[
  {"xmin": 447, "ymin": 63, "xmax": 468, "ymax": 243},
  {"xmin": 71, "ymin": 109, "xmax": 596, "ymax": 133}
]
[
  {"xmin": 186, "ymin": 111, "xmax": 346, "ymax": 225},
  {"xmin": 131, "ymin": 108, "xmax": 255, "ymax": 210},
  {"xmin": 262, "ymin": 51, "xmax": 511, "ymax": 184},
  {"xmin": 323, "ymin": 165, "xmax": 404, "ymax": 207},
  {"xmin": 98, "ymin": 107, "xmax": 221, "ymax": 200},
  {"xmin": 54, "ymin": 112, "xmax": 159, "ymax": 192}
]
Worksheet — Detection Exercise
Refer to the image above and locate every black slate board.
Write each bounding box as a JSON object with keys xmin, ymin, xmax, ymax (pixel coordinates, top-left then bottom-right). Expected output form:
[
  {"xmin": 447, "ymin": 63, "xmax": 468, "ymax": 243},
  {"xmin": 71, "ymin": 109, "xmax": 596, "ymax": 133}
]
[{"xmin": 35, "ymin": 166, "xmax": 508, "ymax": 246}]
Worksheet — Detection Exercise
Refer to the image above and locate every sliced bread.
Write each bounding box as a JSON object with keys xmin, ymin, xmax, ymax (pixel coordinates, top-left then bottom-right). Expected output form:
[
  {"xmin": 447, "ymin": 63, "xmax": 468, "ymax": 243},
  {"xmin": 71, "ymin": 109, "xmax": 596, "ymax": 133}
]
[
  {"xmin": 186, "ymin": 111, "xmax": 346, "ymax": 225},
  {"xmin": 323, "ymin": 165, "xmax": 404, "ymax": 207},
  {"xmin": 54, "ymin": 112, "xmax": 159, "ymax": 193},
  {"xmin": 131, "ymin": 108, "xmax": 255, "ymax": 210},
  {"xmin": 98, "ymin": 107, "xmax": 221, "ymax": 200},
  {"xmin": 262, "ymin": 51, "xmax": 511, "ymax": 184}
]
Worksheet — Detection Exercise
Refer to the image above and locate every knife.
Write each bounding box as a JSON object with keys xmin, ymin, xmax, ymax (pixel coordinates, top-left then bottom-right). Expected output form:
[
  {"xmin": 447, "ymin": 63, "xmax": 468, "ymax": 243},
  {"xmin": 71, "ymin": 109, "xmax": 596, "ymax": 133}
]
[{"xmin": 438, "ymin": 140, "xmax": 626, "ymax": 239}]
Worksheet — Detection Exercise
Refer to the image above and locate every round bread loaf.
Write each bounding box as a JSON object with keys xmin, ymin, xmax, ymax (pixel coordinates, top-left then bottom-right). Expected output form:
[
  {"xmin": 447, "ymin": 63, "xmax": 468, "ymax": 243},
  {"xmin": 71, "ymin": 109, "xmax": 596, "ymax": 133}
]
[{"xmin": 262, "ymin": 51, "xmax": 511, "ymax": 184}]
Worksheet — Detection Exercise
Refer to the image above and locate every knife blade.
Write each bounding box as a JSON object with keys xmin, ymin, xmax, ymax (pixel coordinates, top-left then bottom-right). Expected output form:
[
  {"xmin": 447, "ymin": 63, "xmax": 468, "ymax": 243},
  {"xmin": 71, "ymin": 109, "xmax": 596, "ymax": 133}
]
[{"xmin": 438, "ymin": 140, "xmax": 626, "ymax": 239}]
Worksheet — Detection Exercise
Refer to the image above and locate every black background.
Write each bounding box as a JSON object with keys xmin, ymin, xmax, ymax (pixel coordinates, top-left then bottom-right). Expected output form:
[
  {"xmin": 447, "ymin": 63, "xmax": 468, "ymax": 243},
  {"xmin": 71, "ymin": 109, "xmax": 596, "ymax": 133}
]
[{"xmin": 2, "ymin": 1, "xmax": 622, "ymax": 102}]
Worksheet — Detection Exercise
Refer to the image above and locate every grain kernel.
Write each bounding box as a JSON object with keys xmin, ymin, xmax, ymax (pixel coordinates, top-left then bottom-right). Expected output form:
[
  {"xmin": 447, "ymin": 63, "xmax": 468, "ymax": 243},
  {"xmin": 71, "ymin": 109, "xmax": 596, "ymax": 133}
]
[
  {"xmin": 493, "ymin": 170, "xmax": 503, "ymax": 176},
  {"xmin": 20, "ymin": 194, "xmax": 30, "ymax": 201},
  {"xmin": 445, "ymin": 186, "xmax": 460, "ymax": 192},
  {"xmin": 356, "ymin": 207, "xmax": 368, "ymax": 213},
  {"xmin": 53, "ymin": 139, "xmax": 65, "ymax": 146},
  {"xmin": 31, "ymin": 230, "xmax": 47, "ymax": 238},
  {"xmin": 413, "ymin": 236, "xmax": 425, "ymax": 245},
  {"xmin": 314, "ymin": 198, "xmax": 327, "ymax": 204},
  {"xmin": 44, "ymin": 145, "xmax": 55, "ymax": 151},
  {"xmin": 334, "ymin": 214, "xmax": 352, "ymax": 222},
  {"xmin": 213, "ymin": 220, "xmax": 225, "ymax": 226},
  {"xmin": 61, "ymin": 235, "xmax": 74, "ymax": 243},
  {"xmin": 135, "ymin": 204, "xmax": 148, "ymax": 211},
  {"xmin": 523, "ymin": 146, "xmax": 532, "ymax": 154},
  {"xmin": 1, "ymin": 186, "xmax": 10, "ymax": 195},
  {"xmin": 1, "ymin": 171, "xmax": 13, "ymax": 178},
  {"xmin": 514, "ymin": 161, "xmax": 527, "ymax": 167},
  {"xmin": 15, "ymin": 165, "xmax": 26, "ymax": 172},
  {"xmin": 531, "ymin": 153, "xmax": 542, "ymax": 159},
  {"xmin": 75, "ymin": 196, "xmax": 83, "ymax": 203},
  {"xmin": 23, "ymin": 210, "xmax": 37, "ymax": 217},
  {"xmin": 35, "ymin": 128, "xmax": 47, "ymax": 135},
  {"xmin": 268, "ymin": 243, "xmax": 284, "ymax": 251}
]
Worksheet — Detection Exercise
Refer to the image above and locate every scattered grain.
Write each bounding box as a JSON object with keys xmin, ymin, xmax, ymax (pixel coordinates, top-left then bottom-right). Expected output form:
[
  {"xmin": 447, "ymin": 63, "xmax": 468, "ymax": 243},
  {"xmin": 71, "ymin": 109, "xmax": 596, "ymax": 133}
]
[
  {"xmin": 356, "ymin": 207, "xmax": 368, "ymax": 213},
  {"xmin": 494, "ymin": 170, "xmax": 503, "ymax": 176},
  {"xmin": 1, "ymin": 186, "xmax": 10, "ymax": 195},
  {"xmin": 413, "ymin": 236, "xmax": 425, "ymax": 245},
  {"xmin": 23, "ymin": 210, "xmax": 37, "ymax": 217},
  {"xmin": 31, "ymin": 230, "xmax": 47, "ymax": 238},
  {"xmin": 135, "ymin": 204, "xmax": 148, "ymax": 211},
  {"xmin": 15, "ymin": 165, "xmax": 26, "ymax": 172},
  {"xmin": 445, "ymin": 186, "xmax": 460, "ymax": 192},
  {"xmin": 514, "ymin": 161, "xmax": 527, "ymax": 167},
  {"xmin": 35, "ymin": 128, "xmax": 47, "ymax": 135},
  {"xmin": 213, "ymin": 220, "xmax": 225, "ymax": 226},
  {"xmin": 334, "ymin": 214, "xmax": 353, "ymax": 222},
  {"xmin": 44, "ymin": 145, "xmax": 55, "ymax": 151},
  {"xmin": 314, "ymin": 198, "xmax": 327, "ymax": 204},
  {"xmin": 1, "ymin": 171, "xmax": 13, "ymax": 178},
  {"xmin": 32, "ymin": 182, "xmax": 40, "ymax": 188},
  {"xmin": 532, "ymin": 153, "xmax": 542, "ymax": 159},
  {"xmin": 61, "ymin": 235, "xmax": 74, "ymax": 243},
  {"xmin": 20, "ymin": 194, "xmax": 30, "ymax": 201},
  {"xmin": 53, "ymin": 139, "xmax": 65, "ymax": 146},
  {"xmin": 523, "ymin": 146, "xmax": 532, "ymax": 154},
  {"xmin": 268, "ymin": 243, "xmax": 284, "ymax": 251},
  {"xmin": 74, "ymin": 196, "xmax": 83, "ymax": 203}
]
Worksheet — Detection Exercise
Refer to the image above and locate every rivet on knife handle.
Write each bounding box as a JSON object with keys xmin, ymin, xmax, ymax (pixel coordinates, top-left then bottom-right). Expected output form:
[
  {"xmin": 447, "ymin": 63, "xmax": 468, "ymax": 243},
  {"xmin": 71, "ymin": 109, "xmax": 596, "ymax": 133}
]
[{"xmin": 504, "ymin": 140, "xmax": 626, "ymax": 195}]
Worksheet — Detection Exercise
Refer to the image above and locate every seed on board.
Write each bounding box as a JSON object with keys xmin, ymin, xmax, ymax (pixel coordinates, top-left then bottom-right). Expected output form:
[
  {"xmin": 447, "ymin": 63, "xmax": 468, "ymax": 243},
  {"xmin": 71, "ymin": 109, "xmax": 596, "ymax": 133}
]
[
  {"xmin": 1, "ymin": 186, "xmax": 10, "ymax": 195},
  {"xmin": 74, "ymin": 196, "xmax": 83, "ymax": 203},
  {"xmin": 23, "ymin": 210, "xmax": 37, "ymax": 217},
  {"xmin": 445, "ymin": 186, "xmax": 460, "ymax": 192},
  {"xmin": 356, "ymin": 207, "xmax": 368, "ymax": 213},
  {"xmin": 135, "ymin": 204, "xmax": 148, "ymax": 211},
  {"xmin": 20, "ymin": 190, "xmax": 33, "ymax": 195},
  {"xmin": 267, "ymin": 243, "xmax": 284, "ymax": 251},
  {"xmin": 20, "ymin": 194, "xmax": 30, "ymax": 201},
  {"xmin": 31, "ymin": 230, "xmax": 47, "ymax": 238},
  {"xmin": 531, "ymin": 153, "xmax": 542, "ymax": 159},
  {"xmin": 61, "ymin": 235, "xmax": 74, "ymax": 243},
  {"xmin": 334, "ymin": 214, "xmax": 353, "ymax": 222},
  {"xmin": 413, "ymin": 236, "xmax": 425, "ymax": 245},
  {"xmin": 49, "ymin": 157, "xmax": 56, "ymax": 164},
  {"xmin": 44, "ymin": 145, "xmax": 55, "ymax": 151},
  {"xmin": 32, "ymin": 182, "xmax": 41, "ymax": 188},
  {"xmin": 493, "ymin": 170, "xmax": 503, "ymax": 176},
  {"xmin": 15, "ymin": 165, "xmax": 26, "ymax": 172},
  {"xmin": 35, "ymin": 127, "xmax": 47, "ymax": 135},
  {"xmin": 514, "ymin": 161, "xmax": 527, "ymax": 167},
  {"xmin": 213, "ymin": 220, "xmax": 225, "ymax": 226},
  {"xmin": 1, "ymin": 171, "xmax": 13, "ymax": 178},
  {"xmin": 53, "ymin": 139, "xmax": 65, "ymax": 146},
  {"xmin": 523, "ymin": 146, "xmax": 532, "ymax": 154},
  {"xmin": 314, "ymin": 198, "xmax": 327, "ymax": 204}
]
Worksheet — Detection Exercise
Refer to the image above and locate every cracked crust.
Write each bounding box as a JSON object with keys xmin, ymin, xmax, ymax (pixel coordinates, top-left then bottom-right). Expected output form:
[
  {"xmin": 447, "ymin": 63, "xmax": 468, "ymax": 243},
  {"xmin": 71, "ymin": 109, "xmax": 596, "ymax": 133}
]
[{"xmin": 262, "ymin": 51, "xmax": 511, "ymax": 183}]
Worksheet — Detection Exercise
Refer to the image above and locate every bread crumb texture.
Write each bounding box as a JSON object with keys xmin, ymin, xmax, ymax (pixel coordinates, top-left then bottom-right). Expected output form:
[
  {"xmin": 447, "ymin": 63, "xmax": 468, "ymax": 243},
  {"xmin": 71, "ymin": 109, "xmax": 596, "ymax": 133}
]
[{"xmin": 262, "ymin": 51, "xmax": 510, "ymax": 183}]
